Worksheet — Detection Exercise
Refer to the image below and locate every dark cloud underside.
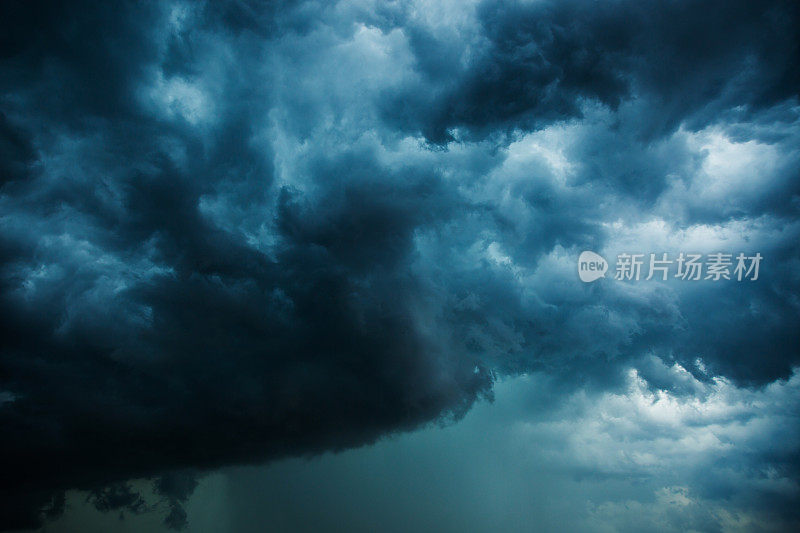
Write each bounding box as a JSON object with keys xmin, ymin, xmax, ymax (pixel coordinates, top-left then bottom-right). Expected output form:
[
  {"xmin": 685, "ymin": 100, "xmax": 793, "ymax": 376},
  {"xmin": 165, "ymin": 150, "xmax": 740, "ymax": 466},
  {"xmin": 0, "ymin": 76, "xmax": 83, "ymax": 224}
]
[{"xmin": 0, "ymin": 0, "xmax": 798, "ymax": 530}]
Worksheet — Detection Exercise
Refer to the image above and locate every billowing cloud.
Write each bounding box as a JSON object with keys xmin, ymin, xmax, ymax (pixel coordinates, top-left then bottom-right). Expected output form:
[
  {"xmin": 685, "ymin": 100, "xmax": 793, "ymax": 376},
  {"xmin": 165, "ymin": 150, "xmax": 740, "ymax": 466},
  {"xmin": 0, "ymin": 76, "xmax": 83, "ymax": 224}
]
[{"xmin": 0, "ymin": 0, "xmax": 798, "ymax": 530}]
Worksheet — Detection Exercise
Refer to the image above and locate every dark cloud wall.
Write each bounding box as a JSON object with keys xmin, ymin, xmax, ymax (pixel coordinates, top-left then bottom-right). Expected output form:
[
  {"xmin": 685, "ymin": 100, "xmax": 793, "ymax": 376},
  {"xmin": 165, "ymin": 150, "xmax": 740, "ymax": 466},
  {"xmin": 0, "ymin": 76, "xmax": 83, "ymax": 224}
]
[
  {"xmin": 384, "ymin": 0, "xmax": 800, "ymax": 143},
  {"xmin": 0, "ymin": 0, "xmax": 798, "ymax": 530},
  {"xmin": 0, "ymin": 1, "xmax": 494, "ymax": 527}
]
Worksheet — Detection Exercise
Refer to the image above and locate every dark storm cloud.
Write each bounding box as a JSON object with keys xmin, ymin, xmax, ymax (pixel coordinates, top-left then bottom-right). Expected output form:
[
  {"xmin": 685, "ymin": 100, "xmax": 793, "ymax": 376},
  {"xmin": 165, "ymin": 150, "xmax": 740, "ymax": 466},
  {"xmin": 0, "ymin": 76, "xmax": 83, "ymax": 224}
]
[
  {"xmin": 385, "ymin": 0, "xmax": 800, "ymax": 143},
  {"xmin": 0, "ymin": 1, "xmax": 489, "ymax": 528},
  {"xmin": 0, "ymin": 0, "xmax": 799, "ymax": 530},
  {"xmin": 0, "ymin": 113, "xmax": 37, "ymax": 187}
]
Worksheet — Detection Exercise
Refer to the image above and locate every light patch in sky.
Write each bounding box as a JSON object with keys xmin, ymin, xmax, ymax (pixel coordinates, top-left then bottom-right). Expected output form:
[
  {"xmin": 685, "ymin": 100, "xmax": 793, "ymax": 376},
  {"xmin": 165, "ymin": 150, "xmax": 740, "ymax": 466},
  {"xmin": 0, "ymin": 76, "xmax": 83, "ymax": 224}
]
[{"xmin": 143, "ymin": 73, "xmax": 213, "ymax": 125}]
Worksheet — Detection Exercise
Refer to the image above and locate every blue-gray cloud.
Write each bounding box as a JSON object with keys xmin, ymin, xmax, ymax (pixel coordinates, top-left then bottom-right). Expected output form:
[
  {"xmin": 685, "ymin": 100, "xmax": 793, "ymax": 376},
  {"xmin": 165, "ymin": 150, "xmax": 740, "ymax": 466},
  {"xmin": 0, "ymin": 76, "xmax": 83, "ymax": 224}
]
[{"xmin": 0, "ymin": 0, "xmax": 798, "ymax": 530}]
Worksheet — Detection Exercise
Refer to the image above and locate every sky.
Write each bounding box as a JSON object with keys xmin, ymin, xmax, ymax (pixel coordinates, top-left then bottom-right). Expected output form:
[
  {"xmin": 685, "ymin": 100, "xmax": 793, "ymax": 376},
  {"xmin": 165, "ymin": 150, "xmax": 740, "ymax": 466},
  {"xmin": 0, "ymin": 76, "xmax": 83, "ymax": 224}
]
[{"xmin": 0, "ymin": 0, "xmax": 798, "ymax": 531}]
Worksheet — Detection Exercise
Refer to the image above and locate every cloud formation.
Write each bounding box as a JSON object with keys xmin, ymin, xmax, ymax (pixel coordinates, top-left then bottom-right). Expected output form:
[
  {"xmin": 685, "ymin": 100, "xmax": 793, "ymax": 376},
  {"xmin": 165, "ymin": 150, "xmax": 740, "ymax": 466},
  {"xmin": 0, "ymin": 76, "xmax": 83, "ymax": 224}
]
[
  {"xmin": 202, "ymin": 364, "xmax": 800, "ymax": 532},
  {"xmin": 0, "ymin": 0, "xmax": 798, "ymax": 529}
]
